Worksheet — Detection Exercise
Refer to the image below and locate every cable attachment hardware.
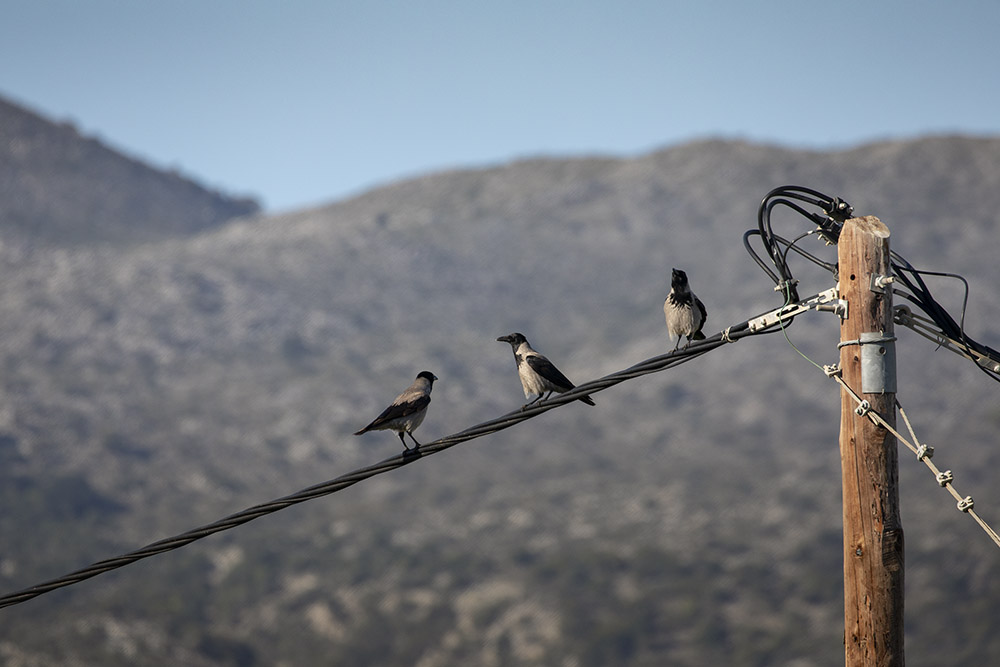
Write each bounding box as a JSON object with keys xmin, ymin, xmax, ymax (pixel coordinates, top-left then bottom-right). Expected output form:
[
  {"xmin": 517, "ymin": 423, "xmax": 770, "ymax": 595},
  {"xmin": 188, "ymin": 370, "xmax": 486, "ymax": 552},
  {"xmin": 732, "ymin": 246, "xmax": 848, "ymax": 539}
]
[
  {"xmin": 823, "ymin": 364, "xmax": 841, "ymax": 378},
  {"xmin": 813, "ymin": 196, "xmax": 852, "ymax": 244},
  {"xmin": 893, "ymin": 305, "xmax": 914, "ymax": 326},
  {"xmin": 916, "ymin": 443, "xmax": 934, "ymax": 461},
  {"xmin": 936, "ymin": 470, "xmax": 954, "ymax": 487},
  {"xmin": 837, "ymin": 333, "xmax": 898, "ymax": 394},
  {"xmin": 814, "ymin": 300, "xmax": 848, "ymax": 319},
  {"xmin": 855, "ymin": 400, "xmax": 871, "ymax": 417},
  {"xmin": 748, "ymin": 287, "xmax": 843, "ymax": 331},
  {"xmin": 958, "ymin": 496, "xmax": 975, "ymax": 513},
  {"xmin": 894, "ymin": 304, "xmax": 1000, "ymax": 374},
  {"xmin": 825, "ymin": 196, "xmax": 854, "ymax": 222},
  {"xmin": 869, "ymin": 274, "xmax": 895, "ymax": 294},
  {"xmin": 773, "ymin": 279, "xmax": 799, "ymax": 294}
]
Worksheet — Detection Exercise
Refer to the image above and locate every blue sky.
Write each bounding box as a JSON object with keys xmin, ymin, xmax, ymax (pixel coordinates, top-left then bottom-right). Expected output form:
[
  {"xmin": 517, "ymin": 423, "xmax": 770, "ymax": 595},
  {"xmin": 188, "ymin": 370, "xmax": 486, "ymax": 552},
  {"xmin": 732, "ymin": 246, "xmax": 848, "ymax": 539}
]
[{"xmin": 2, "ymin": 1, "xmax": 998, "ymax": 212}]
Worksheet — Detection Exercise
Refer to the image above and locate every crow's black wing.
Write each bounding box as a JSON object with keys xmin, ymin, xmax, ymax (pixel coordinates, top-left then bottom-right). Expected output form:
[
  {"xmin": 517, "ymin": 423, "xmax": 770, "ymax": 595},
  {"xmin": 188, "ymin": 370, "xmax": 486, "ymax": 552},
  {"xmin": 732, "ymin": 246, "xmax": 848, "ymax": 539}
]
[
  {"xmin": 695, "ymin": 296, "xmax": 708, "ymax": 330},
  {"xmin": 356, "ymin": 395, "xmax": 430, "ymax": 433},
  {"xmin": 526, "ymin": 354, "xmax": 574, "ymax": 391},
  {"xmin": 691, "ymin": 295, "xmax": 708, "ymax": 340}
]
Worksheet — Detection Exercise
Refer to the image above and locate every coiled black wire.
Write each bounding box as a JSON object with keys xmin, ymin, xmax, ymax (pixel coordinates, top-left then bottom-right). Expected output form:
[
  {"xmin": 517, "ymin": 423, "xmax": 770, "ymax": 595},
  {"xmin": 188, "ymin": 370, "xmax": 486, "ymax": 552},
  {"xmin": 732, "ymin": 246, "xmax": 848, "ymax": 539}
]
[{"xmin": 747, "ymin": 185, "xmax": 1000, "ymax": 382}]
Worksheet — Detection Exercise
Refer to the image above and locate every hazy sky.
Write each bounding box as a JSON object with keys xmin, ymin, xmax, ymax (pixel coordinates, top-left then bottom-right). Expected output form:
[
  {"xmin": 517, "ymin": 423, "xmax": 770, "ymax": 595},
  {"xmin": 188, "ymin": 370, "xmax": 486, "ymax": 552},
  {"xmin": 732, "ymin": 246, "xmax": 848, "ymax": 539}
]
[{"xmin": 3, "ymin": 1, "xmax": 998, "ymax": 212}]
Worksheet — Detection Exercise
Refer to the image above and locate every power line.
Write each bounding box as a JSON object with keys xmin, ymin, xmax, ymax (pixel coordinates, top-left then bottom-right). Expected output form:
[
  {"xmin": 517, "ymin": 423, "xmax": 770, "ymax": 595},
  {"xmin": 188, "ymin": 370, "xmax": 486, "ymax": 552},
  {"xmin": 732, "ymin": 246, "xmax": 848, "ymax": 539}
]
[
  {"xmin": 746, "ymin": 185, "xmax": 1000, "ymax": 381},
  {"xmin": 825, "ymin": 364, "xmax": 1000, "ymax": 549},
  {"xmin": 0, "ymin": 312, "xmax": 781, "ymax": 610},
  {"xmin": 5, "ymin": 184, "xmax": 996, "ymax": 612}
]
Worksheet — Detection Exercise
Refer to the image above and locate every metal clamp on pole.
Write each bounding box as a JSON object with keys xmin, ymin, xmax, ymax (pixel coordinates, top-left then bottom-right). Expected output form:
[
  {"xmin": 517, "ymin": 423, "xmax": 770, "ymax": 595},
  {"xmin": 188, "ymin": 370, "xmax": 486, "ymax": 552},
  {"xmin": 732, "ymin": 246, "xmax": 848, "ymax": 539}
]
[
  {"xmin": 747, "ymin": 286, "xmax": 846, "ymax": 332},
  {"xmin": 838, "ymin": 332, "xmax": 898, "ymax": 394}
]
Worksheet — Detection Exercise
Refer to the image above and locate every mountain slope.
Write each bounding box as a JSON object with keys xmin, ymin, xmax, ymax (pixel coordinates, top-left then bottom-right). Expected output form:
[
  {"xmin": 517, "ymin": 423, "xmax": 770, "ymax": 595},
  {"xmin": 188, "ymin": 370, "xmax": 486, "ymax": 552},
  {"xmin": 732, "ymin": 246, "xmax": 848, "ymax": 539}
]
[
  {"xmin": 0, "ymin": 94, "xmax": 259, "ymax": 245},
  {"xmin": 0, "ymin": 135, "xmax": 998, "ymax": 666}
]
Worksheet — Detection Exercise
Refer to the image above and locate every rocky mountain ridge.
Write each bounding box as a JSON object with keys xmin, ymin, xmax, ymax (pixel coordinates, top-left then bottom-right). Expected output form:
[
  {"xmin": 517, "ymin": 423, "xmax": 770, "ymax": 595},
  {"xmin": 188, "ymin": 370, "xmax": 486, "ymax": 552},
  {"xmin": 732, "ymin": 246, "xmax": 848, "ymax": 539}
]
[
  {"xmin": 0, "ymin": 128, "xmax": 998, "ymax": 665},
  {"xmin": 0, "ymin": 94, "xmax": 259, "ymax": 245}
]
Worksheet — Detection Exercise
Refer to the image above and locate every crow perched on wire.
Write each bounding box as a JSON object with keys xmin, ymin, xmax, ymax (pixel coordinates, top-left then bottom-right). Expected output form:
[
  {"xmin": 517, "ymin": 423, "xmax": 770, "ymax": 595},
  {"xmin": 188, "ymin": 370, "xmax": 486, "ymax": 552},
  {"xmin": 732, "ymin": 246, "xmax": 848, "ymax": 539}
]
[
  {"xmin": 354, "ymin": 371, "xmax": 438, "ymax": 450},
  {"xmin": 497, "ymin": 332, "xmax": 595, "ymax": 409},
  {"xmin": 664, "ymin": 268, "xmax": 707, "ymax": 350}
]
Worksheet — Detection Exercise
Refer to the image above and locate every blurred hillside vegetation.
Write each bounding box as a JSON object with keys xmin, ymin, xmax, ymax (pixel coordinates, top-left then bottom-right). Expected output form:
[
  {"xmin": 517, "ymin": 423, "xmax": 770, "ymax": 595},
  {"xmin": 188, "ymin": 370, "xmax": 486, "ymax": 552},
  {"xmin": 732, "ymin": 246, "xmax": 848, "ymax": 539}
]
[{"xmin": 0, "ymin": 94, "xmax": 998, "ymax": 665}]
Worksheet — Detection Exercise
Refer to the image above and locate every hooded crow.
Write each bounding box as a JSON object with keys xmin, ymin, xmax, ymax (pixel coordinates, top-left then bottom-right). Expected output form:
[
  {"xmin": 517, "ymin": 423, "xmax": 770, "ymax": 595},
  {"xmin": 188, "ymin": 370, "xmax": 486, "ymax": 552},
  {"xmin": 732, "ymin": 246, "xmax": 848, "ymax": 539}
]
[
  {"xmin": 497, "ymin": 333, "xmax": 595, "ymax": 409},
  {"xmin": 354, "ymin": 371, "xmax": 437, "ymax": 450},
  {"xmin": 664, "ymin": 268, "xmax": 707, "ymax": 350}
]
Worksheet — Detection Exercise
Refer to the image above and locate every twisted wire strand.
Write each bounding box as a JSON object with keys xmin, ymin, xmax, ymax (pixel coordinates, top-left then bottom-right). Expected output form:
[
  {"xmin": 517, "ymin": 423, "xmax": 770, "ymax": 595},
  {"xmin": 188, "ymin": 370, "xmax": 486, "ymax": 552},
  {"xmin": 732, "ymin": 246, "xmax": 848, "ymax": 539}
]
[
  {"xmin": 0, "ymin": 317, "xmax": 770, "ymax": 610},
  {"xmin": 830, "ymin": 371, "xmax": 1000, "ymax": 550}
]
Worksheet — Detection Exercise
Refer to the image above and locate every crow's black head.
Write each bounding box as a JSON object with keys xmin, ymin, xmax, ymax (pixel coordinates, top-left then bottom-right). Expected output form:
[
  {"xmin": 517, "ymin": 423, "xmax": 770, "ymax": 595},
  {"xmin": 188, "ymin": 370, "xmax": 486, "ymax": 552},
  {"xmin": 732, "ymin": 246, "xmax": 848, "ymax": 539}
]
[
  {"xmin": 671, "ymin": 268, "xmax": 689, "ymax": 291},
  {"xmin": 496, "ymin": 332, "xmax": 528, "ymax": 349}
]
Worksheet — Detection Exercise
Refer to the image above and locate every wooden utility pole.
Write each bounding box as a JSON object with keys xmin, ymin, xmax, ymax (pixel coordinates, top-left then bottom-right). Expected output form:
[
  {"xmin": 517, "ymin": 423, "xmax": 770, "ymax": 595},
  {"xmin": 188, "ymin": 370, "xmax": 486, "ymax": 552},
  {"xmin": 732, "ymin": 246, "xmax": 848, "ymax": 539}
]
[{"xmin": 838, "ymin": 215, "xmax": 904, "ymax": 666}]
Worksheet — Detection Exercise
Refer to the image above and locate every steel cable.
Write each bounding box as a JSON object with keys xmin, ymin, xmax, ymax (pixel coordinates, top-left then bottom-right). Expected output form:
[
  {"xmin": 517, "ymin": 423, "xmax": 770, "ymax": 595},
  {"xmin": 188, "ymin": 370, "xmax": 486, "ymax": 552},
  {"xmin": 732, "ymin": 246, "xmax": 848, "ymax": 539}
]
[{"xmin": 0, "ymin": 313, "xmax": 778, "ymax": 610}]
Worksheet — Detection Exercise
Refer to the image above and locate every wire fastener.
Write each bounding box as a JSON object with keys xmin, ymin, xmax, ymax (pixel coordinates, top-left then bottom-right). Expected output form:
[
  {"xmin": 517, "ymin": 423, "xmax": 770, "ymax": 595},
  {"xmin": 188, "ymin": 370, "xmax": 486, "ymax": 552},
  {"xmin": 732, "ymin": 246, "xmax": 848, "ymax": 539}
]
[
  {"xmin": 837, "ymin": 334, "xmax": 897, "ymax": 349},
  {"xmin": 747, "ymin": 286, "xmax": 843, "ymax": 331},
  {"xmin": 869, "ymin": 273, "xmax": 895, "ymax": 294}
]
